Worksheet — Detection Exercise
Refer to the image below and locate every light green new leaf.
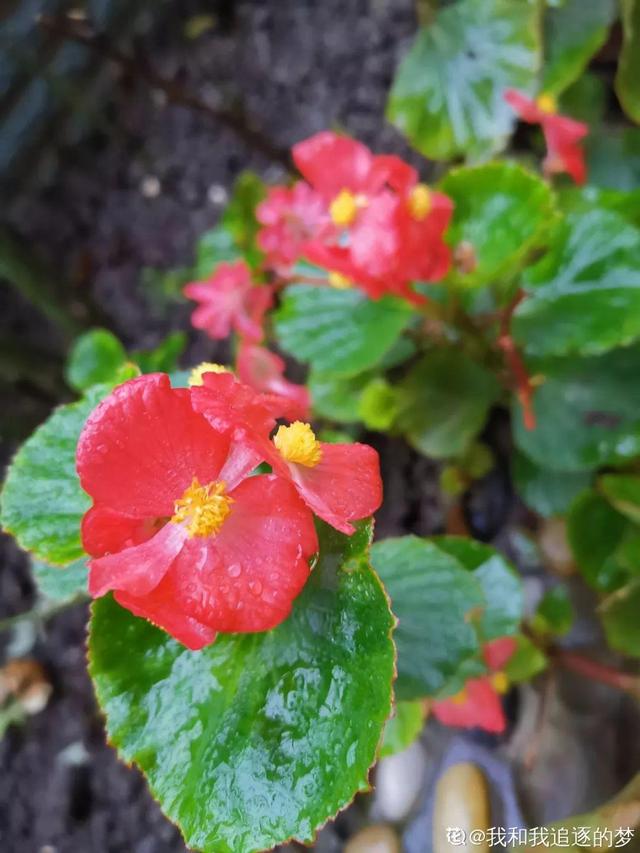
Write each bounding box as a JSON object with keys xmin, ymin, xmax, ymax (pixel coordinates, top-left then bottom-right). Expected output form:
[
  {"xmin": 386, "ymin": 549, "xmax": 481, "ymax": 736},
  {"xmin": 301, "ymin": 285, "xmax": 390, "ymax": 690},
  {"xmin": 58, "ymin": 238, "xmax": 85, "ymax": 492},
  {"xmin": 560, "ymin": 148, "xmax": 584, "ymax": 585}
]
[
  {"xmin": 0, "ymin": 367, "xmax": 138, "ymax": 564},
  {"xmin": 440, "ymin": 162, "xmax": 556, "ymax": 287},
  {"xmin": 274, "ymin": 286, "xmax": 413, "ymax": 377},
  {"xmin": 503, "ymin": 635, "xmax": 547, "ymax": 683},
  {"xmin": 65, "ymin": 329, "xmax": 127, "ymax": 392},
  {"xmin": 616, "ymin": 0, "xmax": 640, "ymax": 124},
  {"xmin": 397, "ymin": 350, "xmax": 500, "ymax": 459},
  {"xmin": 381, "ymin": 701, "xmax": 426, "ymax": 758},
  {"xmin": 513, "ymin": 348, "xmax": 640, "ymax": 473},
  {"xmin": 600, "ymin": 579, "xmax": 640, "ymax": 657},
  {"xmin": 514, "ymin": 209, "xmax": 640, "ymax": 358},
  {"xmin": 370, "ymin": 536, "xmax": 484, "ymax": 700},
  {"xmin": 89, "ymin": 520, "xmax": 395, "ymax": 853},
  {"xmin": 543, "ymin": 0, "xmax": 616, "ymax": 95},
  {"xmin": 387, "ymin": 0, "xmax": 541, "ymax": 160}
]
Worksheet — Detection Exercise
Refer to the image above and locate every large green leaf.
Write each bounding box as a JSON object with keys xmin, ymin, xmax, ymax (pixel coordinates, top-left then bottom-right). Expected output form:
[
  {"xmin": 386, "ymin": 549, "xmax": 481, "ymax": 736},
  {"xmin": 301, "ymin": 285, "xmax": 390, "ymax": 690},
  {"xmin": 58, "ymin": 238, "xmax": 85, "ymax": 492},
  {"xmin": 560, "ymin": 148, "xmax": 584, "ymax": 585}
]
[
  {"xmin": 274, "ymin": 286, "xmax": 412, "ymax": 377},
  {"xmin": 440, "ymin": 162, "xmax": 556, "ymax": 288},
  {"xmin": 32, "ymin": 556, "xmax": 88, "ymax": 602},
  {"xmin": 370, "ymin": 536, "xmax": 484, "ymax": 700},
  {"xmin": 387, "ymin": 0, "xmax": 541, "ymax": 160},
  {"xmin": 616, "ymin": 0, "xmax": 640, "ymax": 124},
  {"xmin": 396, "ymin": 350, "xmax": 500, "ymax": 459},
  {"xmin": 513, "ymin": 209, "xmax": 640, "ymax": 358},
  {"xmin": 512, "ymin": 451, "xmax": 591, "ymax": 517},
  {"xmin": 558, "ymin": 186, "xmax": 640, "ymax": 229},
  {"xmin": 308, "ymin": 370, "xmax": 372, "ymax": 423},
  {"xmin": 89, "ymin": 520, "xmax": 395, "ymax": 853},
  {"xmin": 0, "ymin": 367, "xmax": 138, "ymax": 564},
  {"xmin": 513, "ymin": 348, "xmax": 640, "ymax": 472},
  {"xmin": 542, "ymin": 0, "xmax": 616, "ymax": 95},
  {"xmin": 599, "ymin": 474, "xmax": 640, "ymax": 525},
  {"xmin": 600, "ymin": 580, "xmax": 640, "ymax": 657},
  {"xmin": 432, "ymin": 537, "xmax": 523, "ymax": 641},
  {"xmin": 586, "ymin": 128, "xmax": 640, "ymax": 191},
  {"xmin": 65, "ymin": 328, "xmax": 127, "ymax": 392}
]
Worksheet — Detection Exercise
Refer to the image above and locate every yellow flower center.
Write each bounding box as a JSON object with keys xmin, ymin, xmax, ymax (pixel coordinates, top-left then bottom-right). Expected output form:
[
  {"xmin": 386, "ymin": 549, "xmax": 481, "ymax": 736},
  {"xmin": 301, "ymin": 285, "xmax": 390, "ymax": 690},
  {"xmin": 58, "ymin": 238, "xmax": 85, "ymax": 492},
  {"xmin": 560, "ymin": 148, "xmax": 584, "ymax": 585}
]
[
  {"xmin": 172, "ymin": 478, "xmax": 233, "ymax": 537},
  {"xmin": 328, "ymin": 271, "xmax": 353, "ymax": 289},
  {"xmin": 451, "ymin": 687, "xmax": 468, "ymax": 705},
  {"xmin": 536, "ymin": 93, "xmax": 557, "ymax": 115},
  {"xmin": 329, "ymin": 189, "xmax": 367, "ymax": 227},
  {"xmin": 408, "ymin": 183, "xmax": 432, "ymax": 220},
  {"xmin": 188, "ymin": 362, "xmax": 230, "ymax": 386},
  {"xmin": 273, "ymin": 421, "xmax": 322, "ymax": 467},
  {"xmin": 490, "ymin": 671, "xmax": 510, "ymax": 695}
]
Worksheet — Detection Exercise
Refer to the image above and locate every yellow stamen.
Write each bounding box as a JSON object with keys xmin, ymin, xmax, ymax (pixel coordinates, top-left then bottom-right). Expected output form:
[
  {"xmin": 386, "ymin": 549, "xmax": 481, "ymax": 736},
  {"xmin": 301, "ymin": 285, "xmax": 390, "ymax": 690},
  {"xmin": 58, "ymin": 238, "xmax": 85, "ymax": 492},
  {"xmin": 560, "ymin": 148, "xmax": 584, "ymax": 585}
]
[
  {"xmin": 329, "ymin": 189, "xmax": 367, "ymax": 227},
  {"xmin": 490, "ymin": 671, "xmax": 510, "ymax": 695},
  {"xmin": 451, "ymin": 688, "xmax": 468, "ymax": 705},
  {"xmin": 328, "ymin": 271, "xmax": 353, "ymax": 290},
  {"xmin": 188, "ymin": 362, "xmax": 230, "ymax": 386},
  {"xmin": 408, "ymin": 183, "xmax": 432, "ymax": 220},
  {"xmin": 273, "ymin": 421, "xmax": 322, "ymax": 467},
  {"xmin": 172, "ymin": 478, "xmax": 233, "ymax": 537},
  {"xmin": 536, "ymin": 93, "xmax": 557, "ymax": 115}
]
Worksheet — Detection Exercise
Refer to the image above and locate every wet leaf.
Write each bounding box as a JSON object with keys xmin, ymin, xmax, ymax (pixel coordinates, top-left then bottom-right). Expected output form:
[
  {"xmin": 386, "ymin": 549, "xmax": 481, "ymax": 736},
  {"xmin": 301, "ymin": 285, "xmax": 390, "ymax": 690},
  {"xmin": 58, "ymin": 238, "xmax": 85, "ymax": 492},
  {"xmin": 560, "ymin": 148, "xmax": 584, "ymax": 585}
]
[
  {"xmin": 31, "ymin": 556, "xmax": 88, "ymax": 602},
  {"xmin": 380, "ymin": 700, "xmax": 426, "ymax": 758},
  {"xmin": 513, "ymin": 451, "xmax": 591, "ymax": 517}
]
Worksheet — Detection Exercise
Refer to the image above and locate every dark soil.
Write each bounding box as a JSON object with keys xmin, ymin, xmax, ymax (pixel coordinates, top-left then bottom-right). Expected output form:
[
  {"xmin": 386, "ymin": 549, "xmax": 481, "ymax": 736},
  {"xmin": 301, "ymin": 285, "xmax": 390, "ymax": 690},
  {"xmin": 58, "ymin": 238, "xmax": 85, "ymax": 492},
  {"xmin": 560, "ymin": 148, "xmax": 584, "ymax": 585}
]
[{"xmin": 1, "ymin": 2, "xmax": 638, "ymax": 851}]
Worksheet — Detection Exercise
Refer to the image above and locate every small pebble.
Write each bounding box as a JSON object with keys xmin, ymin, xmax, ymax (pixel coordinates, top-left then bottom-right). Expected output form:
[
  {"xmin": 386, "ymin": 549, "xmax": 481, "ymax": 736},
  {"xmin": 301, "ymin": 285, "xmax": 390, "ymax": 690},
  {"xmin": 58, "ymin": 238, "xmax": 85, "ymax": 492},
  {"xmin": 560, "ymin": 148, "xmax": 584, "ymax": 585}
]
[
  {"xmin": 374, "ymin": 740, "xmax": 426, "ymax": 822},
  {"xmin": 208, "ymin": 184, "xmax": 229, "ymax": 206},
  {"xmin": 345, "ymin": 824, "xmax": 400, "ymax": 853},
  {"xmin": 538, "ymin": 517, "xmax": 575, "ymax": 577},
  {"xmin": 433, "ymin": 762, "xmax": 491, "ymax": 853},
  {"xmin": 140, "ymin": 176, "xmax": 161, "ymax": 198}
]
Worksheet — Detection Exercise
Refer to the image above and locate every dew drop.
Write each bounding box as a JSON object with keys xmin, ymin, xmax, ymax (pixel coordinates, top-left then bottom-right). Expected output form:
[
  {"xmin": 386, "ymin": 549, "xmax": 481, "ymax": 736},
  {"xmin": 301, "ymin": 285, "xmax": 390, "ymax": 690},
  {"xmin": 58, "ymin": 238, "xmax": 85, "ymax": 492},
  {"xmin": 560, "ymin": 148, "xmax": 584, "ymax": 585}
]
[
  {"xmin": 227, "ymin": 564, "xmax": 242, "ymax": 578},
  {"xmin": 249, "ymin": 580, "xmax": 263, "ymax": 597}
]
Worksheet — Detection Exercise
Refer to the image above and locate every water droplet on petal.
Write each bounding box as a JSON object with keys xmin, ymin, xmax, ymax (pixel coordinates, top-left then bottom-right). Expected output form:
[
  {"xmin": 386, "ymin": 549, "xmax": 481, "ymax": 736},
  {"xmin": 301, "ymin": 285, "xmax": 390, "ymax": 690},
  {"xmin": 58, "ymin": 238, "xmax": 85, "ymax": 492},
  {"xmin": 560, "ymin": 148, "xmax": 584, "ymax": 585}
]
[
  {"xmin": 227, "ymin": 564, "xmax": 241, "ymax": 578},
  {"xmin": 249, "ymin": 580, "xmax": 263, "ymax": 597}
]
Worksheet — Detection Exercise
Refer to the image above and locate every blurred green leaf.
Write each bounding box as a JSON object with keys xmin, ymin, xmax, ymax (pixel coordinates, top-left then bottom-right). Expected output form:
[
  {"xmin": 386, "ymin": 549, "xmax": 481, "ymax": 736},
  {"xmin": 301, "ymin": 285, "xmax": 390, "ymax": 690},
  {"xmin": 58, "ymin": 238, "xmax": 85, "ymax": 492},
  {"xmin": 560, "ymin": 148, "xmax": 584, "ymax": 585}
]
[
  {"xmin": 586, "ymin": 128, "xmax": 640, "ymax": 190},
  {"xmin": 542, "ymin": 0, "xmax": 616, "ymax": 95},
  {"xmin": 381, "ymin": 700, "xmax": 425, "ymax": 758},
  {"xmin": 599, "ymin": 474, "xmax": 640, "ymax": 525},
  {"xmin": 503, "ymin": 634, "xmax": 548, "ymax": 682},
  {"xmin": 559, "ymin": 72, "xmax": 606, "ymax": 125},
  {"xmin": 65, "ymin": 329, "xmax": 127, "ymax": 392},
  {"xmin": 132, "ymin": 331, "xmax": 187, "ymax": 374},
  {"xmin": 397, "ymin": 350, "xmax": 500, "ymax": 459},
  {"xmin": 616, "ymin": 0, "xmax": 640, "ymax": 124},
  {"xmin": 387, "ymin": 0, "xmax": 541, "ymax": 160},
  {"xmin": 600, "ymin": 579, "xmax": 640, "ymax": 657},
  {"xmin": 558, "ymin": 186, "xmax": 640, "ymax": 229},
  {"xmin": 358, "ymin": 378, "xmax": 399, "ymax": 431},
  {"xmin": 513, "ymin": 451, "xmax": 592, "ymax": 517},
  {"xmin": 274, "ymin": 286, "xmax": 412, "ymax": 378},
  {"xmin": 440, "ymin": 162, "xmax": 556, "ymax": 288},
  {"xmin": 514, "ymin": 209, "xmax": 640, "ymax": 358},
  {"xmin": 532, "ymin": 585, "xmax": 574, "ymax": 636},
  {"xmin": 220, "ymin": 171, "xmax": 266, "ymax": 269},
  {"xmin": 31, "ymin": 556, "xmax": 88, "ymax": 602},
  {"xmin": 308, "ymin": 370, "xmax": 372, "ymax": 423}
]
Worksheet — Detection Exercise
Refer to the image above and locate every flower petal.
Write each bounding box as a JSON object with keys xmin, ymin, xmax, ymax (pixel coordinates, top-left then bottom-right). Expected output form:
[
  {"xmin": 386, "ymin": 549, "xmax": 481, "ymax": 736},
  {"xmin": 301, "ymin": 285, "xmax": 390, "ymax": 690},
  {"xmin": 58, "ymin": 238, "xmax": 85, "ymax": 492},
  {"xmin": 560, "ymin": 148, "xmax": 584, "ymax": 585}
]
[
  {"xmin": 432, "ymin": 678, "xmax": 506, "ymax": 734},
  {"xmin": 77, "ymin": 374, "xmax": 229, "ymax": 517},
  {"xmin": 483, "ymin": 637, "xmax": 517, "ymax": 671},
  {"xmin": 81, "ymin": 504, "xmax": 161, "ymax": 557},
  {"xmin": 293, "ymin": 131, "xmax": 375, "ymax": 197},
  {"xmin": 114, "ymin": 589, "xmax": 217, "ymax": 651}
]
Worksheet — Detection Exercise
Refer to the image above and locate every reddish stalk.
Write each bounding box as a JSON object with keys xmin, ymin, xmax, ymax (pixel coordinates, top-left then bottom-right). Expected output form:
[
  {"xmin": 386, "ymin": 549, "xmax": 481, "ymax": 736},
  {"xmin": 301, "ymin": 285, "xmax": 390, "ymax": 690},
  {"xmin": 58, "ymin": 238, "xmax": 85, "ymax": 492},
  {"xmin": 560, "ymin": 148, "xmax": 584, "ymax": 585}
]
[
  {"xmin": 498, "ymin": 290, "xmax": 536, "ymax": 430},
  {"xmin": 555, "ymin": 649, "xmax": 640, "ymax": 695}
]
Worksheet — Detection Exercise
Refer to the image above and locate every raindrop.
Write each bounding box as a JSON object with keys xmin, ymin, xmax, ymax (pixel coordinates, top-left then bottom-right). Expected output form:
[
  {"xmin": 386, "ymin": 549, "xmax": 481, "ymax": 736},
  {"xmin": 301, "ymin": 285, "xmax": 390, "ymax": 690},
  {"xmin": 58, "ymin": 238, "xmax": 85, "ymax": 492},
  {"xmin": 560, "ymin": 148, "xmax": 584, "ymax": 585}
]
[
  {"xmin": 249, "ymin": 580, "xmax": 263, "ymax": 597},
  {"xmin": 227, "ymin": 564, "xmax": 242, "ymax": 578}
]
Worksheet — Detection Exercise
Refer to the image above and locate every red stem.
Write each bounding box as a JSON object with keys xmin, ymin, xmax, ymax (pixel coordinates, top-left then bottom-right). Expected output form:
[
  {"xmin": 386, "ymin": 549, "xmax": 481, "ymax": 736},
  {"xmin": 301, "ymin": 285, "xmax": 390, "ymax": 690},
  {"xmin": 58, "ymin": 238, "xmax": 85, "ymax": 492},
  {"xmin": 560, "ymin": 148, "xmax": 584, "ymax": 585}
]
[
  {"xmin": 498, "ymin": 291, "xmax": 536, "ymax": 430},
  {"xmin": 555, "ymin": 649, "xmax": 640, "ymax": 694}
]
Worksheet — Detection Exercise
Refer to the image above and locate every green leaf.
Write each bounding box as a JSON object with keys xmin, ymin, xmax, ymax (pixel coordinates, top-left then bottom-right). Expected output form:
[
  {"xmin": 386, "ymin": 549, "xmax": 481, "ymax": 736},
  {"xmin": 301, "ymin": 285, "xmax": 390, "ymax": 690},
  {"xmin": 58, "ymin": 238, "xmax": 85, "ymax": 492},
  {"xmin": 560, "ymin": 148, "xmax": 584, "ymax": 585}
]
[
  {"xmin": 194, "ymin": 226, "xmax": 238, "ymax": 277},
  {"xmin": 512, "ymin": 451, "xmax": 592, "ymax": 517},
  {"xmin": 31, "ymin": 556, "xmax": 88, "ymax": 602},
  {"xmin": 132, "ymin": 331, "xmax": 187, "ymax": 374},
  {"xmin": 558, "ymin": 185, "xmax": 640, "ymax": 229},
  {"xmin": 586, "ymin": 128, "xmax": 640, "ymax": 191},
  {"xmin": 599, "ymin": 474, "xmax": 640, "ymax": 525},
  {"xmin": 513, "ymin": 348, "xmax": 640, "ymax": 472},
  {"xmin": 567, "ymin": 490, "xmax": 635, "ymax": 592},
  {"xmin": 88, "ymin": 520, "xmax": 395, "ymax": 853},
  {"xmin": 308, "ymin": 370, "xmax": 371, "ymax": 423},
  {"xmin": 370, "ymin": 536, "xmax": 484, "ymax": 700},
  {"xmin": 358, "ymin": 379, "xmax": 399, "ymax": 432},
  {"xmin": 503, "ymin": 634, "xmax": 547, "ymax": 682},
  {"xmin": 439, "ymin": 162, "xmax": 556, "ymax": 288},
  {"xmin": 532, "ymin": 585, "xmax": 574, "ymax": 636},
  {"xmin": 542, "ymin": 0, "xmax": 616, "ymax": 95},
  {"xmin": 600, "ymin": 579, "xmax": 640, "ymax": 656},
  {"xmin": 559, "ymin": 72, "xmax": 607, "ymax": 125},
  {"xmin": 433, "ymin": 537, "xmax": 523, "ymax": 641},
  {"xmin": 220, "ymin": 171, "xmax": 266, "ymax": 269},
  {"xmin": 274, "ymin": 286, "xmax": 412, "ymax": 378},
  {"xmin": 616, "ymin": 0, "xmax": 640, "ymax": 124},
  {"xmin": 65, "ymin": 329, "xmax": 127, "ymax": 392},
  {"xmin": 387, "ymin": 0, "xmax": 541, "ymax": 160},
  {"xmin": 513, "ymin": 209, "xmax": 640, "ymax": 358},
  {"xmin": 380, "ymin": 700, "xmax": 425, "ymax": 758},
  {"xmin": 397, "ymin": 350, "xmax": 500, "ymax": 459},
  {"xmin": 0, "ymin": 368, "xmax": 138, "ymax": 564}
]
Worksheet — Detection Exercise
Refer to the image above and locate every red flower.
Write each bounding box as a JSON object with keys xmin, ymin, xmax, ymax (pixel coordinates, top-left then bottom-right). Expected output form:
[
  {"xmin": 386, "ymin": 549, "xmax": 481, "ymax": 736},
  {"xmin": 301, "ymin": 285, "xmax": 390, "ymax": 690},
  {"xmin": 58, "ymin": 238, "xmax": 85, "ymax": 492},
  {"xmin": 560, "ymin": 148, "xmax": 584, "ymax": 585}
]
[
  {"xmin": 237, "ymin": 342, "xmax": 310, "ymax": 421},
  {"xmin": 256, "ymin": 181, "xmax": 329, "ymax": 272},
  {"xmin": 504, "ymin": 90, "xmax": 588, "ymax": 185},
  {"xmin": 432, "ymin": 637, "xmax": 517, "ymax": 734},
  {"xmin": 184, "ymin": 260, "xmax": 272, "ymax": 342},
  {"xmin": 77, "ymin": 374, "xmax": 318, "ymax": 650},
  {"xmin": 265, "ymin": 421, "xmax": 382, "ymax": 534}
]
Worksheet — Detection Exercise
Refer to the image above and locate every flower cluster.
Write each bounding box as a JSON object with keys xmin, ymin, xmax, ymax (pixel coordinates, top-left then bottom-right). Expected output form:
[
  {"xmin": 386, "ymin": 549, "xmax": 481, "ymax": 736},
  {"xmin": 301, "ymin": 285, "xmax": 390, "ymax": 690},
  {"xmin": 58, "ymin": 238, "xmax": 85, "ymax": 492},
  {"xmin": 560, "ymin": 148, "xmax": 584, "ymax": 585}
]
[
  {"xmin": 77, "ymin": 370, "xmax": 382, "ymax": 649},
  {"xmin": 432, "ymin": 637, "xmax": 517, "ymax": 734}
]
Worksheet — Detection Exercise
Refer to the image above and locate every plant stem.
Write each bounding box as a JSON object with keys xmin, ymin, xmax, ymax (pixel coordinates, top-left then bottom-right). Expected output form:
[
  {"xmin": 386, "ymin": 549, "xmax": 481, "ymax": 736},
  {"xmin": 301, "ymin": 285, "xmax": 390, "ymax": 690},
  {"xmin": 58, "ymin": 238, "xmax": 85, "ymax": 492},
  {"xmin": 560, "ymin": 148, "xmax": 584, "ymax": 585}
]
[
  {"xmin": 554, "ymin": 649, "xmax": 640, "ymax": 695},
  {"xmin": 497, "ymin": 290, "xmax": 536, "ymax": 430},
  {"xmin": 38, "ymin": 14, "xmax": 292, "ymax": 170}
]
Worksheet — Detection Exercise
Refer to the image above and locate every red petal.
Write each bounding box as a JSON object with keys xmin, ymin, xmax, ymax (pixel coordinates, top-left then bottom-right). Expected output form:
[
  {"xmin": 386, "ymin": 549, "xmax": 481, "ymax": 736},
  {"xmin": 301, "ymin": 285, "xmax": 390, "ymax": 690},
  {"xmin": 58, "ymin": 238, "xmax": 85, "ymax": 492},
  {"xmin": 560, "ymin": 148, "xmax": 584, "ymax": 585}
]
[
  {"xmin": 276, "ymin": 443, "xmax": 382, "ymax": 534},
  {"xmin": 81, "ymin": 505, "xmax": 161, "ymax": 557},
  {"xmin": 292, "ymin": 131, "xmax": 375, "ymax": 197},
  {"xmin": 77, "ymin": 374, "xmax": 230, "ymax": 518},
  {"xmin": 432, "ymin": 678, "xmax": 507, "ymax": 734},
  {"xmin": 483, "ymin": 637, "xmax": 517, "ymax": 671},
  {"xmin": 88, "ymin": 521, "xmax": 187, "ymax": 598},
  {"xmin": 504, "ymin": 89, "xmax": 542, "ymax": 124},
  {"xmin": 237, "ymin": 342, "xmax": 311, "ymax": 421},
  {"xmin": 114, "ymin": 589, "xmax": 217, "ymax": 650}
]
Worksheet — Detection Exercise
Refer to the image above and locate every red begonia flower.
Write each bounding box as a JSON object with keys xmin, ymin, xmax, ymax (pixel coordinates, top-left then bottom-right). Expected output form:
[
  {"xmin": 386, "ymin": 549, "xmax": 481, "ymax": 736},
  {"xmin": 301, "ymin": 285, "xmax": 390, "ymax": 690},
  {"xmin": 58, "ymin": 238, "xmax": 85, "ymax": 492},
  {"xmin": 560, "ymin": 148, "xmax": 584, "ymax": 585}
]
[
  {"xmin": 256, "ymin": 181, "xmax": 329, "ymax": 272},
  {"xmin": 77, "ymin": 374, "xmax": 318, "ymax": 649},
  {"xmin": 237, "ymin": 342, "xmax": 310, "ymax": 421},
  {"xmin": 504, "ymin": 89, "xmax": 588, "ymax": 185},
  {"xmin": 184, "ymin": 260, "xmax": 272, "ymax": 342},
  {"xmin": 432, "ymin": 637, "xmax": 517, "ymax": 734},
  {"xmin": 265, "ymin": 421, "xmax": 382, "ymax": 534}
]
